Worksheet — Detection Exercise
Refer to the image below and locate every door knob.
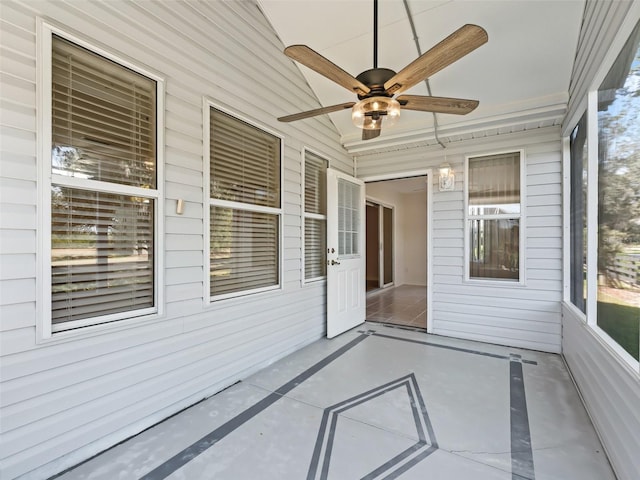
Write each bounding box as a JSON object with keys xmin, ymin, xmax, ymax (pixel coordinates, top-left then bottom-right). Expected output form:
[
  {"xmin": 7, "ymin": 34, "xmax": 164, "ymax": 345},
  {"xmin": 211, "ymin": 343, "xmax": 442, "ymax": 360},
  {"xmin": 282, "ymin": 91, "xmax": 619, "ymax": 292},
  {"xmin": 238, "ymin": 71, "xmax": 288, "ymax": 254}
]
[{"xmin": 331, "ymin": 259, "xmax": 341, "ymax": 266}]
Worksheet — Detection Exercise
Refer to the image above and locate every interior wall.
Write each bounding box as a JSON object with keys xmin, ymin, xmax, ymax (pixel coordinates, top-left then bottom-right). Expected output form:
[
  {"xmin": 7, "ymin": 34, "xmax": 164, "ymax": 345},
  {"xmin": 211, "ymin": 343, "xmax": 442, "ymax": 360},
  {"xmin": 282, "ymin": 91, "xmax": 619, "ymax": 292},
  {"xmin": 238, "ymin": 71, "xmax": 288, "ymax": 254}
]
[
  {"xmin": 365, "ymin": 204, "xmax": 380, "ymax": 286},
  {"xmin": 365, "ymin": 182, "xmax": 405, "ymax": 287},
  {"xmin": 401, "ymin": 191, "xmax": 427, "ymax": 286}
]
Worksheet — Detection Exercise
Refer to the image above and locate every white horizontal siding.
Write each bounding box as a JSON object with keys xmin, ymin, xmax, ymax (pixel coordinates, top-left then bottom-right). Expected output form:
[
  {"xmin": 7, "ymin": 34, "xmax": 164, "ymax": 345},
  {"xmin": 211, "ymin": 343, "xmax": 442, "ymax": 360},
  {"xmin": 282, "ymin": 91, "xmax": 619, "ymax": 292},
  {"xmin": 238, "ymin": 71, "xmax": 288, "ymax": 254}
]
[
  {"xmin": 563, "ymin": 305, "xmax": 640, "ymax": 480},
  {"xmin": 564, "ymin": 0, "xmax": 633, "ymax": 131},
  {"xmin": 357, "ymin": 127, "xmax": 563, "ymax": 353},
  {"xmin": 0, "ymin": 0, "xmax": 347, "ymax": 478}
]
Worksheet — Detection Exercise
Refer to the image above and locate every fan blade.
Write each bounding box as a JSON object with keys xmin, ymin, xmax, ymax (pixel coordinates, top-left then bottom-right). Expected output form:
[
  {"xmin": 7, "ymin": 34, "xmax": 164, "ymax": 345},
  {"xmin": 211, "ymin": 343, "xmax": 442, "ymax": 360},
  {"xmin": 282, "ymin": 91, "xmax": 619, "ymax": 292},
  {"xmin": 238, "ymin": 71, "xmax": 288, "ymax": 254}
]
[
  {"xmin": 384, "ymin": 24, "xmax": 488, "ymax": 95},
  {"xmin": 284, "ymin": 45, "xmax": 371, "ymax": 95},
  {"xmin": 362, "ymin": 116, "xmax": 382, "ymax": 140},
  {"xmin": 362, "ymin": 128, "xmax": 381, "ymax": 140},
  {"xmin": 277, "ymin": 102, "xmax": 355, "ymax": 122},
  {"xmin": 397, "ymin": 95, "xmax": 479, "ymax": 115}
]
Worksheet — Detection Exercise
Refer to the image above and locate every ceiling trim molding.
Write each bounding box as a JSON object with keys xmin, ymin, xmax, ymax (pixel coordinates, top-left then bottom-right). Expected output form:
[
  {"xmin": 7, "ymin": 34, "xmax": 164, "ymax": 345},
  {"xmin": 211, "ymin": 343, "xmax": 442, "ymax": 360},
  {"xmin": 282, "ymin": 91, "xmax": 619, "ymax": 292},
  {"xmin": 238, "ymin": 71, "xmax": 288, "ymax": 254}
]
[{"xmin": 342, "ymin": 102, "xmax": 567, "ymax": 154}]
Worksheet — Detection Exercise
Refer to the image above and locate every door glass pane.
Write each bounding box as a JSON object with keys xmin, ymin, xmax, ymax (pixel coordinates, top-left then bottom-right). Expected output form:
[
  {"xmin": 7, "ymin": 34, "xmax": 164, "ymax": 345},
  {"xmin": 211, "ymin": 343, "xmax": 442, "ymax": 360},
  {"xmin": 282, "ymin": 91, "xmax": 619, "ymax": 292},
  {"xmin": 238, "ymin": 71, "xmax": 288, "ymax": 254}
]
[
  {"xmin": 596, "ymin": 21, "xmax": 640, "ymax": 360},
  {"xmin": 338, "ymin": 178, "xmax": 360, "ymax": 256}
]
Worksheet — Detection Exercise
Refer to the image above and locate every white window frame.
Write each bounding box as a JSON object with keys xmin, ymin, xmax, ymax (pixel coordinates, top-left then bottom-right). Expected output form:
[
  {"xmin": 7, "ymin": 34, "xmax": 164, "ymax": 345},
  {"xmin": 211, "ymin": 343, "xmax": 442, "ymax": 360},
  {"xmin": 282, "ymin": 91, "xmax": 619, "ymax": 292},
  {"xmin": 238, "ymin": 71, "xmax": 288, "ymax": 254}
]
[
  {"xmin": 36, "ymin": 20, "xmax": 165, "ymax": 341},
  {"xmin": 464, "ymin": 149, "xmax": 526, "ymax": 285},
  {"xmin": 562, "ymin": 9, "xmax": 640, "ymax": 372},
  {"xmin": 302, "ymin": 147, "xmax": 328, "ymax": 285},
  {"xmin": 203, "ymin": 99, "xmax": 284, "ymax": 303}
]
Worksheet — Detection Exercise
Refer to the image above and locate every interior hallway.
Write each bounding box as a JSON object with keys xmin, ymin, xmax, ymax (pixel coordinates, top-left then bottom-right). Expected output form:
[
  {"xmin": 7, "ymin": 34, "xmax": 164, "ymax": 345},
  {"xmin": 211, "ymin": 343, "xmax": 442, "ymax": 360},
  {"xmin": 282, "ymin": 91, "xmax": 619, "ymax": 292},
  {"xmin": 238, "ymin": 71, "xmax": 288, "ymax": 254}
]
[
  {"xmin": 367, "ymin": 285, "xmax": 427, "ymax": 329},
  {"xmin": 53, "ymin": 324, "xmax": 613, "ymax": 480}
]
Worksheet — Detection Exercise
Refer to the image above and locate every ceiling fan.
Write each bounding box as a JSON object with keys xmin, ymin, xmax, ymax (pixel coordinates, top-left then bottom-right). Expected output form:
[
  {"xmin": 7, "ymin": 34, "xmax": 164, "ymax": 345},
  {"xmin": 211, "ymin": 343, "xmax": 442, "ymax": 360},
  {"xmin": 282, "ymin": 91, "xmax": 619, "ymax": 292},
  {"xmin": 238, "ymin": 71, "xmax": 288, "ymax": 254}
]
[{"xmin": 277, "ymin": 0, "xmax": 488, "ymax": 141}]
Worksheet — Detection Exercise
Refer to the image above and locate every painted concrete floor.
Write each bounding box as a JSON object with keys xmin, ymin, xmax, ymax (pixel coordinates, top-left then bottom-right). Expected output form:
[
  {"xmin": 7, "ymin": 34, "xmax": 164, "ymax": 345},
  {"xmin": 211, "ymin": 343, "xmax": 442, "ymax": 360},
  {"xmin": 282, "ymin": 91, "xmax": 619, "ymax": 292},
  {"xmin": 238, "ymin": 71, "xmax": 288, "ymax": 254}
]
[
  {"xmin": 55, "ymin": 324, "xmax": 614, "ymax": 480},
  {"xmin": 367, "ymin": 285, "xmax": 427, "ymax": 329}
]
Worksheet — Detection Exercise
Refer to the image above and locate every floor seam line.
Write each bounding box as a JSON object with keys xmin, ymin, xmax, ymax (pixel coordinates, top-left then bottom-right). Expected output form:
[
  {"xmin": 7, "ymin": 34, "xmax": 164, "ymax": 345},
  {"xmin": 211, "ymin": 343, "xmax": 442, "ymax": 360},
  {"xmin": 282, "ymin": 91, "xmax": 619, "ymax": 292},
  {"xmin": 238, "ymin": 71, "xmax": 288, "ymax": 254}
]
[{"xmin": 243, "ymin": 381, "xmax": 329, "ymax": 411}]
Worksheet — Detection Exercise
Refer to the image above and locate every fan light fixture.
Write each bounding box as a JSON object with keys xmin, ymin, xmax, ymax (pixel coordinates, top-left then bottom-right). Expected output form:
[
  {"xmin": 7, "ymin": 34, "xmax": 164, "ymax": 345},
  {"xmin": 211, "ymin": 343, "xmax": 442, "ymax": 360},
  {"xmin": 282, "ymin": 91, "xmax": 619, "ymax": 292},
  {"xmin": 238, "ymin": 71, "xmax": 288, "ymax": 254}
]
[
  {"xmin": 352, "ymin": 96, "xmax": 401, "ymax": 129},
  {"xmin": 278, "ymin": 0, "xmax": 488, "ymax": 141}
]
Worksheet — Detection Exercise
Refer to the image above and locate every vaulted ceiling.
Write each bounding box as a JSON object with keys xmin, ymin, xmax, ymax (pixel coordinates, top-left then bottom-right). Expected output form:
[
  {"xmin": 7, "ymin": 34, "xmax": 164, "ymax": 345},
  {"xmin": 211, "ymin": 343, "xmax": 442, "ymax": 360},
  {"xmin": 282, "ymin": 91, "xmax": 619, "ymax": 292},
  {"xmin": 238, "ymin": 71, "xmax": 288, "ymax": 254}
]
[{"xmin": 258, "ymin": 0, "xmax": 585, "ymax": 153}]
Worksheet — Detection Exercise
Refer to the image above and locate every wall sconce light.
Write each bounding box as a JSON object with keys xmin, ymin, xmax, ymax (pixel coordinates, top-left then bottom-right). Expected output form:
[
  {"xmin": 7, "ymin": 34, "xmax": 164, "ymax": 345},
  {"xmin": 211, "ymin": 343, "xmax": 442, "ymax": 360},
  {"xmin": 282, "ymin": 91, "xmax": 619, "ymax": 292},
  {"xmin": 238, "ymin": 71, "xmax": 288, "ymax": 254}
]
[{"xmin": 439, "ymin": 162, "xmax": 455, "ymax": 191}]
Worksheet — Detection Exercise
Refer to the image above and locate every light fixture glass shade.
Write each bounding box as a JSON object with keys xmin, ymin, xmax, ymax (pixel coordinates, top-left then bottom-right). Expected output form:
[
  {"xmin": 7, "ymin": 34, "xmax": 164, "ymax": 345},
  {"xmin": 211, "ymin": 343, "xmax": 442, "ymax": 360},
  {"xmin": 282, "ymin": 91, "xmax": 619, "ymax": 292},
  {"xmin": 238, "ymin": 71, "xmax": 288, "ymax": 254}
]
[
  {"xmin": 352, "ymin": 96, "xmax": 401, "ymax": 129},
  {"xmin": 439, "ymin": 162, "xmax": 452, "ymax": 177},
  {"xmin": 439, "ymin": 162, "xmax": 455, "ymax": 191}
]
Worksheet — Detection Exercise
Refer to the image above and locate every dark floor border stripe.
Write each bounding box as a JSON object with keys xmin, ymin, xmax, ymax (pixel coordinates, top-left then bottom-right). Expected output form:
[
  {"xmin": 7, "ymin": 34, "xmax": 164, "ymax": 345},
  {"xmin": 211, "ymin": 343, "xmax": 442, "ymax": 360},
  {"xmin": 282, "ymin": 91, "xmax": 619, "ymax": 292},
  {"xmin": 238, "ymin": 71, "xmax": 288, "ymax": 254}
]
[
  {"xmin": 380, "ymin": 445, "xmax": 438, "ymax": 480},
  {"xmin": 370, "ymin": 332, "xmax": 538, "ymax": 365},
  {"xmin": 316, "ymin": 373, "xmax": 414, "ymax": 414},
  {"xmin": 408, "ymin": 375, "xmax": 438, "ymax": 448},
  {"xmin": 140, "ymin": 332, "xmax": 370, "ymax": 480},
  {"xmin": 371, "ymin": 332, "xmax": 510, "ymax": 360},
  {"xmin": 360, "ymin": 442, "xmax": 428, "ymax": 480},
  {"xmin": 310, "ymin": 376, "xmax": 416, "ymax": 480},
  {"xmin": 309, "ymin": 373, "xmax": 437, "ymax": 480},
  {"xmin": 510, "ymin": 357, "xmax": 535, "ymax": 480}
]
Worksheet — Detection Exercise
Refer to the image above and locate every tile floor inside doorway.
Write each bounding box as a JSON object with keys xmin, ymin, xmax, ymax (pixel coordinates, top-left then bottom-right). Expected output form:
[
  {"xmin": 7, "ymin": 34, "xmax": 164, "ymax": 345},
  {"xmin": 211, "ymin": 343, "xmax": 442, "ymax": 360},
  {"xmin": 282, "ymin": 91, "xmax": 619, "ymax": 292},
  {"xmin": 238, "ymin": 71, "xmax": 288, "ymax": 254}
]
[
  {"xmin": 367, "ymin": 285, "xmax": 427, "ymax": 329},
  {"xmin": 55, "ymin": 324, "xmax": 614, "ymax": 480}
]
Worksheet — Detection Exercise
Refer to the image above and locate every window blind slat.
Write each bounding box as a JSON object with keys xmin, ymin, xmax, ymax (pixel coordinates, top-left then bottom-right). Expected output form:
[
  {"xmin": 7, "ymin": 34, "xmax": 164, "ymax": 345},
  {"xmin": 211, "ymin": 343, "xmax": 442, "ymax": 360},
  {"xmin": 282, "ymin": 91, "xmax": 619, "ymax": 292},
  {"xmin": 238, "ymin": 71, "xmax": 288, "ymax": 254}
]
[
  {"xmin": 468, "ymin": 152, "xmax": 520, "ymax": 211},
  {"xmin": 210, "ymin": 108, "xmax": 280, "ymax": 208},
  {"xmin": 209, "ymin": 108, "xmax": 281, "ymax": 298},
  {"xmin": 209, "ymin": 206, "xmax": 279, "ymax": 297},
  {"xmin": 303, "ymin": 151, "xmax": 327, "ymax": 280},
  {"xmin": 305, "ymin": 218, "xmax": 326, "ymax": 279},
  {"xmin": 51, "ymin": 184, "xmax": 154, "ymax": 324},
  {"xmin": 52, "ymin": 35, "xmax": 156, "ymax": 189},
  {"xmin": 467, "ymin": 152, "xmax": 521, "ymax": 281}
]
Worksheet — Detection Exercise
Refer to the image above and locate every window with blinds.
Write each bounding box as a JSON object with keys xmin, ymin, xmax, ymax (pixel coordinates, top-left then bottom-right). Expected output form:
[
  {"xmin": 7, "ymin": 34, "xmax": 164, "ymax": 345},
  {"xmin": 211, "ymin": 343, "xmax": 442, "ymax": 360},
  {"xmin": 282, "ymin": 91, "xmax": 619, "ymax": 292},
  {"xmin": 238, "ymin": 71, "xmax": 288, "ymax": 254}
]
[
  {"xmin": 208, "ymin": 108, "xmax": 281, "ymax": 298},
  {"xmin": 49, "ymin": 34, "xmax": 158, "ymax": 330},
  {"xmin": 467, "ymin": 152, "xmax": 522, "ymax": 281},
  {"xmin": 304, "ymin": 151, "xmax": 328, "ymax": 281}
]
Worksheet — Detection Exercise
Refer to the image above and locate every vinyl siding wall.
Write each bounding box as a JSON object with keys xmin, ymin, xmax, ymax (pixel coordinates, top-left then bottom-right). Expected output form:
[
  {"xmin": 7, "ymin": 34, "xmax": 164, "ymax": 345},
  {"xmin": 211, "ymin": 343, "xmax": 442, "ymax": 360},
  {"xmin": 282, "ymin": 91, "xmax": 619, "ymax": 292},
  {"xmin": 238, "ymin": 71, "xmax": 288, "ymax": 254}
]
[
  {"xmin": 563, "ymin": 306, "xmax": 640, "ymax": 480},
  {"xmin": 357, "ymin": 127, "xmax": 563, "ymax": 353},
  {"xmin": 564, "ymin": 0, "xmax": 634, "ymax": 131},
  {"xmin": 0, "ymin": 1, "xmax": 351, "ymax": 478},
  {"xmin": 561, "ymin": 2, "xmax": 640, "ymax": 480}
]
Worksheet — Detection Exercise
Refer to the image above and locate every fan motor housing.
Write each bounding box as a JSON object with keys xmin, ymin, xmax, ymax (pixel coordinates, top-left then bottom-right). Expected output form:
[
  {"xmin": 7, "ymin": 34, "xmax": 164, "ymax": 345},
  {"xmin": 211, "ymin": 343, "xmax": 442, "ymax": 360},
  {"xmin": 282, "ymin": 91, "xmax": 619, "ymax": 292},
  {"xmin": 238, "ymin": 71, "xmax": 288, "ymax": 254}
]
[{"xmin": 356, "ymin": 68, "xmax": 396, "ymax": 99}]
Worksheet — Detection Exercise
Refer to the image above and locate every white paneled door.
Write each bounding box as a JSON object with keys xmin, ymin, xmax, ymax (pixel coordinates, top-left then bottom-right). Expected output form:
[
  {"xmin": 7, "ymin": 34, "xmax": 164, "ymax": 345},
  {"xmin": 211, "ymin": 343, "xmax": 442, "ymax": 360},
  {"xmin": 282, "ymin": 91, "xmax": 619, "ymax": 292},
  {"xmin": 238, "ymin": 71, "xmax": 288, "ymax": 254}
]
[{"xmin": 326, "ymin": 168, "xmax": 366, "ymax": 338}]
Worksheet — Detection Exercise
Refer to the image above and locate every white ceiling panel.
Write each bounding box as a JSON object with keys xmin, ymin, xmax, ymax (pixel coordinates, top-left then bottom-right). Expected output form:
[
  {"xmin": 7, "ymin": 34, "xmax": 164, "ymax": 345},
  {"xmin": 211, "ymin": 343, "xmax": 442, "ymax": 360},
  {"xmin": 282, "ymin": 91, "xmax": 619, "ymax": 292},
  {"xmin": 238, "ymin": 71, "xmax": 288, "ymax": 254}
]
[{"xmin": 259, "ymin": 0, "xmax": 585, "ymax": 146}]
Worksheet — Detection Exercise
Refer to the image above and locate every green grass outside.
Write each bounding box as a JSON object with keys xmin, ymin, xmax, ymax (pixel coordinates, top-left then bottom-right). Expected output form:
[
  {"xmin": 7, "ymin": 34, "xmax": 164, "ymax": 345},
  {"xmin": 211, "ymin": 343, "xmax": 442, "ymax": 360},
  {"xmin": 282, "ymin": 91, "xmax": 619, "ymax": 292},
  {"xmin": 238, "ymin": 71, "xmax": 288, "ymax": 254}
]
[{"xmin": 597, "ymin": 300, "xmax": 640, "ymax": 361}]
